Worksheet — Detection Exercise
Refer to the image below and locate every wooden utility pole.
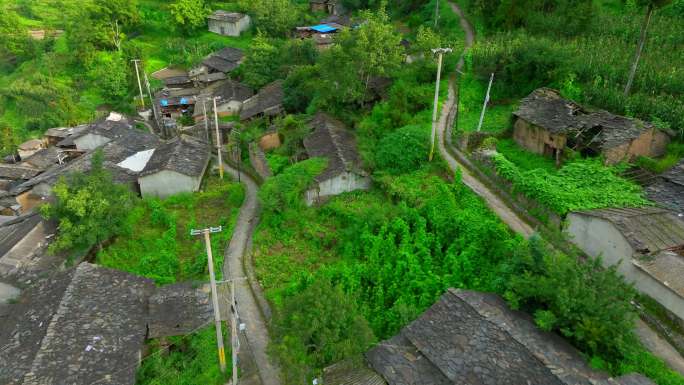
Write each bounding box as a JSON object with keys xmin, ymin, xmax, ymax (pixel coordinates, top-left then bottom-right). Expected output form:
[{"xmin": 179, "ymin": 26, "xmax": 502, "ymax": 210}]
[
  {"xmin": 429, "ymin": 47, "xmax": 452, "ymax": 161},
  {"xmin": 476, "ymin": 73, "xmax": 494, "ymax": 132},
  {"xmin": 131, "ymin": 59, "xmax": 145, "ymax": 109},
  {"xmin": 434, "ymin": 0, "xmax": 440, "ymax": 28},
  {"xmin": 190, "ymin": 226, "xmax": 226, "ymax": 374},
  {"xmin": 203, "ymin": 99, "xmax": 210, "ymax": 143},
  {"xmin": 231, "ymin": 280, "xmax": 238, "ymax": 385},
  {"xmin": 213, "ymin": 97, "xmax": 224, "ymax": 179},
  {"xmin": 624, "ymin": 3, "xmax": 654, "ymax": 96}
]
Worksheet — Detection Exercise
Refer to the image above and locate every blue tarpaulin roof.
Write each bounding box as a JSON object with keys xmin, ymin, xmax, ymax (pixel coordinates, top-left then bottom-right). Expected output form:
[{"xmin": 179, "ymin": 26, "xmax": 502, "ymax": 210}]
[
  {"xmin": 160, "ymin": 99, "xmax": 169, "ymax": 107},
  {"xmin": 311, "ymin": 24, "xmax": 337, "ymax": 33},
  {"xmin": 180, "ymin": 97, "xmax": 189, "ymax": 105}
]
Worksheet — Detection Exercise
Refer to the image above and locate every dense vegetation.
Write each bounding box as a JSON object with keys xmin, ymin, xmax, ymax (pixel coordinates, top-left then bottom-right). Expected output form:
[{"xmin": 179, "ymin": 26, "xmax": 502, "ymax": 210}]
[{"xmin": 97, "ymin": 176, "xmax": 244, "ymax": 284}]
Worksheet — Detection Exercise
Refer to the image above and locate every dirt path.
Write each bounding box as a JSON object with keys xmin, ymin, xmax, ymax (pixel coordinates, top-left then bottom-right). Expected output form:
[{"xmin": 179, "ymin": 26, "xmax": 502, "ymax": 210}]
[
  {"xmin": 221, "ymin": 163, "xmax": 281, "ymax": 385},
  {"xmin": 439, "ymin": 2, "xmax": 535, "ymax": 238},
  {"xmin": 442, "ymin": 1, "xmax": 684, "ymax": 374}
]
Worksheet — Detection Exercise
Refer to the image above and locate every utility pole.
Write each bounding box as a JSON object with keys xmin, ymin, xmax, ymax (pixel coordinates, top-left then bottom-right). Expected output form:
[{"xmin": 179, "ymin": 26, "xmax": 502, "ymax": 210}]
[
  {"xmin": 476, "ymin": 73, "xmax": 494, "ymax": 132},
  {"xmin": 213, "ymin": 97, "xmax": 224, "ymax": 179},
  {"xmin": 434, "ymin": 0, "xmax": 439, "ymax": 28},
  {"xmin": 429, "ymin": 47, "xmax": 452, "ymax": 161},
  {"xmin": 131, "ymin": 59, "xmax": 145, "ymax": 109},
  {"xmin": 190, "ymin": 226, "xmax": 226, "ymax": 374},
  {"xmin": 231, "ymin": 280, "xmax": 238, "ymax": 385},
  {"xmin": 203, "ymin": 98, "xmax": 210, "ymax": 143}
]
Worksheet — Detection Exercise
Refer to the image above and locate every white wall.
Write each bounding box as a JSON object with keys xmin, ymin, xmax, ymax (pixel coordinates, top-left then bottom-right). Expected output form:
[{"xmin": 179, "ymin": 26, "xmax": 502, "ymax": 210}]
[
  {"xmin": 139, "ymin": 170, "xmax": 202, "ymax": 198},
  {"xmin": 216, "ymin": 100, "xmax": 243, "ymax": 116},
  {"xmin": 208, "ymin": 16, "xmax": 251, "ymax": 37},
  {"xmin": 305, "ymin": 172, "xmax": 371, "ymax": 206},
  {"xmin": 74, "ymin": 134, "xmax": 111, "ymax": 151},
  {"xmin": 566, "ymin": 214, "xmax": 684, "ymax": 322}
]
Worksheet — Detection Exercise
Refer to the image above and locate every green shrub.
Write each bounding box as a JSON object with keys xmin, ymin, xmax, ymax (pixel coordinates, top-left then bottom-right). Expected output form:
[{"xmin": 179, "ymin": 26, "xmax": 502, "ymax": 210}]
[{"xmin": 374, "ymin": 124, "xmax": 430, "ymax": 175}]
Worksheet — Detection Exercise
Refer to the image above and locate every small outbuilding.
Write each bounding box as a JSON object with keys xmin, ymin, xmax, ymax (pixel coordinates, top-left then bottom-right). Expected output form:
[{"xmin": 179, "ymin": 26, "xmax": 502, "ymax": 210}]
[
  {"xmin": 194, "ymin": 80, "xmax": 254, "ymax": 122},
  {"xmin": 566, "ymin": 207, "xmax": 684, "ymax": 323},
  {"xmin": 67, "ymin": 112, "xmax": 134, "ymax": 151},
  {"xmin": 208, "ymin": 11, "xmax": 251, "ymax": 37},
  {"xmin": 303, "ymin": 113, "xmax": 370, "ymax": 205},
  {"xmin": 513, "ymin": 88, "xmax": 669, "ymax": 165},
  {"xmin": 138, "ymin": 136, "xmax": 210, "ymax": 198},
  {"xmin": 17, "ymin": 139, "xmax": 45, "ymax": 160},
  {"xmin": 192, "ymin": 47, "xmax": 245, "ymax": 77}
]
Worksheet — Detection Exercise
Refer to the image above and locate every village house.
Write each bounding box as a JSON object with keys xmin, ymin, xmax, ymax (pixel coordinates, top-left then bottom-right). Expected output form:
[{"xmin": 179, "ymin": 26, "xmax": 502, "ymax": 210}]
[
  {"xmin": 513, "ymin": 88, "xmax": 669, "ymax": 165},
  {"xmin": 240, "ymin": 80, "xmax": 284, "ymax": 121},
  {"xmin": 163, "ymin": 74, "xmax": 193, "ymax": 89},
  {"xmin": 12, "ymin": 129, "xmax": 162, "ymax": 211},
  {"xmin": 191, "ymin": 47, "xmax": 244, "ymax": 78},
  {"xmin": 193, "ymin": 80, "xmax": 254, "ymax": 122},
  {"xmin": 0, "ymin": 263, "xmax": 154, "ymax": 385},
  {"xmin": 566, "ymin": 207, "xmax": 684, "ymax": 323},
  {"xmin": 325, "ymin": 288, "xmax": 654, "ymax": 385},
  {"xmin": 57, "ymin": 112, "xmax": 136, "ymax": 151},
  {"xmin": 138, "ymin": 136, "xmax": 210, "ymax": 198},
  {"xmin": 303, "ymin": 113, "xmax": 370, "ymax": 205},
  {"xmin": 310, "ymin": 0, "xmax": 340, "ymax": 14},
  {"xmin": 646, "ymin": 159, "xmax": 684, "ymax": 213},
  {"xmin": 208, "ymin": 11, "xmax": 251, "ymax": 37},
  {"xmin": 44, "ymin": 125, "xmax": 88, "ymax": 146}
]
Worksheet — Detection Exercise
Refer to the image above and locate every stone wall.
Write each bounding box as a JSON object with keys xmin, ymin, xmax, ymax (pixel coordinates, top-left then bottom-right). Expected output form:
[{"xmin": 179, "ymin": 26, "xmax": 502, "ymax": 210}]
[{"xmin": 248, "ymin": 142, "xmax": 272, "ymax": 180}]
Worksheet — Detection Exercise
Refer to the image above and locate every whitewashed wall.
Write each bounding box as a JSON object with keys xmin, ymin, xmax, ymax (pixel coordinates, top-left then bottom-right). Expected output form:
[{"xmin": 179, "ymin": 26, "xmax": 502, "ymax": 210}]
[
  {"xmin": 305, "ymin": 172, "xmax": 371, "ymax": 206},
  {"xmin": 139, "ymin": 170, "xmax": 201, "ymax": 198}
]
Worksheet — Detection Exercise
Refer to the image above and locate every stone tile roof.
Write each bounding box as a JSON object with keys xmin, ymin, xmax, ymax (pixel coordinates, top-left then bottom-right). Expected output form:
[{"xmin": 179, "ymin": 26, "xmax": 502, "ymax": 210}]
[
  {"xmin": 12, "ymin": 130, "xmax": 162, "ymax": 195},
  {"xmin": 20, "ymin": 147, "xmax": 61, "ymax": 170},
  {"xmin": 147, "ymin": 282, "xmax": 213, "ymax": 339},
  {"xmin": 0, "ymin": 164, "xmax": 41, "ymax": 180},
  {"xmin": 202, "ymin": 48, "xmax": 243, "ymax": 74},
  {"xmin": 0, "ymin": 212, "xmax": 42, "ymax": 258},
  {"xmin": 634, "ymin": 250, "xmax": 684, "ymax": 298},
  {"xmin": 514, "ymin": 88, "xmax": 655, "ymax": 150},
  {"xmin": 366, "ymin": 289, "xmax": 655, "ymax": 385},
  {"xmin": 303, "ymin": 112, "xmax": 367, "ymax": 183},
  {"xmin": 140, "ymin": 136, "xmax": 210, "ymax": 178},
  {"xmin": 646, "ymin": 159, "xmax": 684, "ymax": 213},
  {"xmin": 164, "ymin": 75, "xmax": 192, "ymax": 87},
  {"xmin": 208, "ymin": 11, "xmax": 248, "ymax": 23},
  {"xmin": 239, "ymin": 81, "xmax": 284, "ymax": 120},
  {"xmin": 572, "ymin": 207, "xmax": 684, "ymax": 255},
  {"xmin": 322, "ymin": 360, "xmax": 387, "ymax": 385},
  {"xmin": 211, "ymin": 79, "xmax": 254, "ymax": 103},
  {"xmin": 0, "ymin": 263, "xmax": 154, "ymax": 385}
]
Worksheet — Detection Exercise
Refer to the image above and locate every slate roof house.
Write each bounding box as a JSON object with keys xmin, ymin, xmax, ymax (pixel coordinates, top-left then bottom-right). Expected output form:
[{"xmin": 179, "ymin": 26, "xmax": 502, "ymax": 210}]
[
  {"xmin": 303, "ymin": 113, "xmax": 370, "ymax": 205},
  {"xmin": 192, "ymin": 47, "xmax": 245, "ymax": 77},
  {"xmin": 208, "ymin": 10, "xmax": 251, "ymax": 37},
  {"xmin": 138, "ymin": 136, "xmax": 210, "ymax": 198},
  {"xmin": 62, "ymin": 112, "xmax": 136, "ymax": 151},
  {"xmin": 194, "ymin": 80, "xmax": 254, "ymax": 121},
  {"xmin": 566, "ymin": 207, "xmax": 684, "ymax": 323},
  {"xmin": 513, "ymin": 88, "xmax": 669, "ymax": 165},
  {"xmin": 240, "ymin": 80, "xmax": 284, "ymax": 121},
  {"xmin": 359, "ymin": 289, "xmax": 655, "ymax": 385},
  {"xmin": 646, "ymin": 159, "xmax": 684, "ymax": 213},
  {"xmin": 12, "ymin": 129, "xmax": 162, "ymax": 211},
  {"xmin": 0, "ymin": 263, "xmax": 154, "ymax": 385}
]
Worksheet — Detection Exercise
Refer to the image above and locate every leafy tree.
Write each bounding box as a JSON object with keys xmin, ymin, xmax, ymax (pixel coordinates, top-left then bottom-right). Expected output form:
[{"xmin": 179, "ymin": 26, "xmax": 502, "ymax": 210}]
[
  {"xmin": 238, "ymin": 0, "xmax": 299, "ymax": 37},
  {"xmin": 41, "ymin": 151, "xmax": 137, "ymax": 253},
  {"xmin": 413, "ymin": 25, "xmax": 442, "ymax": 58},
  {"xmin": 505, "ymin": 238, "xmax": 637, "ymax": 361},
  {"xmin": 283, "ymin": 65, "xmax": 319, "ymax": 113},
  {"xmin": 0, "ymin": 4, "xmax": 34, "ymax": 67},
  {"xmin": 240, "ymin": 32, "xmax": 280, "ymax": 89},
  {"xmin": 169, "ymin": 0, "xmax": 210, "ymax": 35},
  {"xmin": 624, "ymin": 0, "xmax": 673, "ymax": 95},
  {"xmin": 64, "ymin": 0, "xmax": 140, "ymax": 62},
  {"xmin": 271, "ymin": 278, "xmax": 375, "ymax": 384},
  {"xmin": 375, "ymin": 124, "xmax": 430, "ymax": 174},
  {"xmin": 0, "ymin": 121, "xmax": 18, "ymax": 157},
  {"xmin": 86, "ymin": 51, "xmax": 130, "ymax": 101}
]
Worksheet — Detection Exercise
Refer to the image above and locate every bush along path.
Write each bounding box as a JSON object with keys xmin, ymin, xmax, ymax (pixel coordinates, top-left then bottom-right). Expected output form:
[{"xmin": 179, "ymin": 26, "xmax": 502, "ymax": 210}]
[
  {"xmin": 221, "ymin": 160, "xmax": 281, "ymax": 385},
  {"xmin": 440, "ymin": 1, "xmax": 684, "ymax": 377}
]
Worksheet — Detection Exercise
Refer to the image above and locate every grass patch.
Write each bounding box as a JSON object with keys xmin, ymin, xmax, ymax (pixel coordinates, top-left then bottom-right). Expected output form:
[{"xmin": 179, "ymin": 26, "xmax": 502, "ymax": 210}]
[
  {"xmin": 495, "ymin": 138, "xmax": 557, "ymax": 173},
  {"xmin": 456, "ymin": 72, "xmax": 516, "ymax": 133},
  {"xmin": 97, "ymin": 176, "xmax": 244, "ymax": 284},
  {"xmin": 636, "ymin": 142, "xmax": 684, "ymax": 174}
]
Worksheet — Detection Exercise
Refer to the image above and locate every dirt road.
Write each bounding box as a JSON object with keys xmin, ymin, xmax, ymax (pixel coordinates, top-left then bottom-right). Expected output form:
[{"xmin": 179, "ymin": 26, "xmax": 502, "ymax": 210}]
[{"xmin": 221, "ymin": 163, "xmax": 281, "ymax": 385}]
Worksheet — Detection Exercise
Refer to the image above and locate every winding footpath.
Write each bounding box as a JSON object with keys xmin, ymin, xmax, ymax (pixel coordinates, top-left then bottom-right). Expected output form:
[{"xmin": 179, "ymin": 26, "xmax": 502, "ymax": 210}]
[
  {"xmin": 221, "ymin": 163, "xmax": 281, "ymax": 385},
  {"xmin": 439, "ymin": 2, "xmax": 535, "ymax": 238},
  {"xmin": 441, "ymin": 2, "xmax": 684, "ymax": 375}
]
